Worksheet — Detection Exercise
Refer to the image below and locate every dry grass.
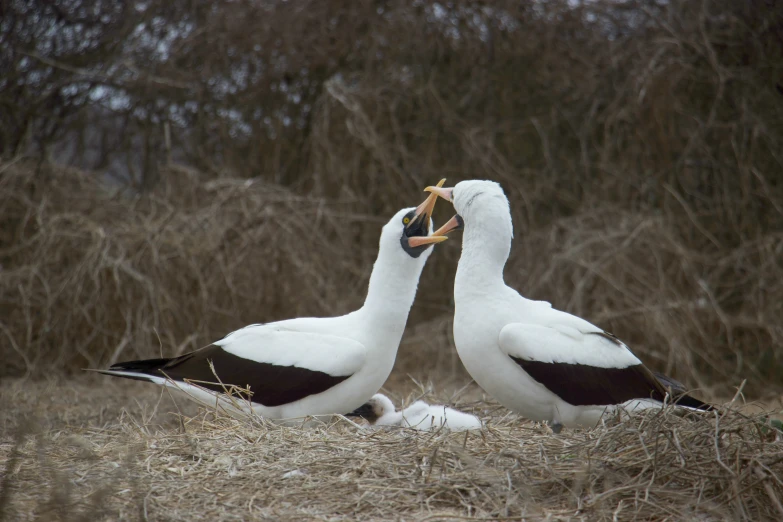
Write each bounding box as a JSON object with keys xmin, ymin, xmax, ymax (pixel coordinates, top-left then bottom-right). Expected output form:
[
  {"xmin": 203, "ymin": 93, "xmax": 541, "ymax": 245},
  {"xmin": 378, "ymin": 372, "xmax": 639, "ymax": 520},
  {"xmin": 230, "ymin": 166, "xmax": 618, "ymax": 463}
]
[
  {"xmin": 2, "ymin": 157, "xmax": 782, "ymax": 399},
  {"xmin": 1, "ymin": 378, "xmax": 782, "ymax": 521},
  {"xmin": 3, "ymin": 0, "xmax": 783, "ymax": 396},
  {"xmin": 3, "ymin": 1, "xmax": 783, "ymax": 519},
  {"xmin": 0, "ymin": 160, "xmax": 445, "ymax": 377}
]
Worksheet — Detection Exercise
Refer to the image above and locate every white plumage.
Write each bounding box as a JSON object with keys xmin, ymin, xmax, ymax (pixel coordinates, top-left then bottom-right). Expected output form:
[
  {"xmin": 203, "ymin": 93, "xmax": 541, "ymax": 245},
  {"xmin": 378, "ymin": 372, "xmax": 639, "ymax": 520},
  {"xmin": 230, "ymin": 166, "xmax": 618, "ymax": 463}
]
[
  {"xmin": 352, "ymin": 393, "xmax": 482, "ymax": 432},
  {"xmin": 498, "ymin": 323, "xmax": 641, "ymax": 369},
  {"xmin": 95, "ymin": 186, "xmax": 449, "ymax": 422},
  {"xmin": 425, "ymin": 180, "xmax": 711, "ymax": 431}
]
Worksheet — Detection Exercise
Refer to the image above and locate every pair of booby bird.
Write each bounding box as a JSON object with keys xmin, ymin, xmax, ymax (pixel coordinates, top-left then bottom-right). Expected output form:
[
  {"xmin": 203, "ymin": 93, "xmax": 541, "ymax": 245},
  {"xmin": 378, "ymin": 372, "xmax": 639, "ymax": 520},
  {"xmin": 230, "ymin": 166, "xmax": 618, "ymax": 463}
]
[
  {"xmin": 96, "ymin": 178, "xmax": 710, "ymax": 432},
  {"xmin": 423, "ymin": 180, "xmax": 711, "ymax": 432},
  {"xmin": 95, "ymin": 181, "xmax": 450, "ymax": 421},
  {"xmin": 351, "ymin": 394, "xmax": 482, "ymax": 432}
]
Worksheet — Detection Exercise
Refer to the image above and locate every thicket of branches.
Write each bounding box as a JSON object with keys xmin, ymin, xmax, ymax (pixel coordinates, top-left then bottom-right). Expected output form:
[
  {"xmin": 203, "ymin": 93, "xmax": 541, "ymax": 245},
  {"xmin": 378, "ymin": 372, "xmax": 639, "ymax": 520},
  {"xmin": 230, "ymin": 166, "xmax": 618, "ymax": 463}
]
[{"xmin": 1, "ymin": 0, "xmax": 782, "ymax": 396}]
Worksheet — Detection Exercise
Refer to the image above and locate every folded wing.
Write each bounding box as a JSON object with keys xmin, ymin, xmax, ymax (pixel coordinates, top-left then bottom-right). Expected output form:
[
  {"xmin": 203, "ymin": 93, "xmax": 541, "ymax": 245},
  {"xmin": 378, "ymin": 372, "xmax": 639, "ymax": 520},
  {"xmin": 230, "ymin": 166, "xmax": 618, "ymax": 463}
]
[
  {"xmin": 107, "ymin": 325, "xmax": 367, "ymax": 407},
  {"xmin": 498, "ymin": 323, "xmax": 668, "ymax": 407}
]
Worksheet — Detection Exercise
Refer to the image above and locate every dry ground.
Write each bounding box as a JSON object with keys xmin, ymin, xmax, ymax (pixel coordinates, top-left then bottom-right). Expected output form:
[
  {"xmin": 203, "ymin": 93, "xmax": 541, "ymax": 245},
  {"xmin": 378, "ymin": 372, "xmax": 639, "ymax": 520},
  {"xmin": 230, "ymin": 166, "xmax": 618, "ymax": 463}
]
[{"xmin": 1, "ymin": 377, "xmax": 782, "ymax": 522}]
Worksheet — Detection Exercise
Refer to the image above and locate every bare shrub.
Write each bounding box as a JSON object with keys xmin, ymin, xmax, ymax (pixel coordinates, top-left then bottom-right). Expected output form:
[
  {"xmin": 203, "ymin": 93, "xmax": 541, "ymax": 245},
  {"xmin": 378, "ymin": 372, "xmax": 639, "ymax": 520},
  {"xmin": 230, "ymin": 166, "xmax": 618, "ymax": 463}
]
[
  {"xmin": 305, "ymin": 0, "xmax": 783, "ymax": 395},
  {"xmin": 1, "ymin": 0, "xmax": 782, "ymax": 395},
  {"xmin": 0, "ymin": 161, "xmax": 395, "ymax": 376}
]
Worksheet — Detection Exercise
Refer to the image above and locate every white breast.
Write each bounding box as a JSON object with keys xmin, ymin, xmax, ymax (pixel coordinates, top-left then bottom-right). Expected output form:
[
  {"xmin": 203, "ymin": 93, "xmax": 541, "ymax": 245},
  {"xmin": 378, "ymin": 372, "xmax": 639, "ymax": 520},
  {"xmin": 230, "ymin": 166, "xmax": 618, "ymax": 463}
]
[{"xmin": 453, "ymin": 294, "xmax": 607, "ymax": 428}]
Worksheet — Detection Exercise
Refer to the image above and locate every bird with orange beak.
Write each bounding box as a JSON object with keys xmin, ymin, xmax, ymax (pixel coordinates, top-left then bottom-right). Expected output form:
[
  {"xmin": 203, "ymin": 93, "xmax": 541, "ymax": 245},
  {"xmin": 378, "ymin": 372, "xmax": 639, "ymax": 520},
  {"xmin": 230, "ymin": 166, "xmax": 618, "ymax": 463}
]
[
  {"xmin": 424, "ymin": 180, "xmax": 711, "ymax": 433},
  {"xmin": 92, "ymin": 181, "xmax": 450, "ymax": 423}
]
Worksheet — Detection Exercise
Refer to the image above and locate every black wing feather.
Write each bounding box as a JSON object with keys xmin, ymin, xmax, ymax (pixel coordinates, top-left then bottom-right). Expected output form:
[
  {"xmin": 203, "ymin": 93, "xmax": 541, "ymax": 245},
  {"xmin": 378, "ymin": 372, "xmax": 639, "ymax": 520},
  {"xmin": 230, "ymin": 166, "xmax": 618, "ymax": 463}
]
[
  {"xmin": 510, "ymin": 358, "xmax": 666, "ymax": 406},
  {"xmin": 108, "ymin": 345, "xmax": 352, "ymax": 407},
  {"xmin": 509, "ymin": 357, "xmax": 712, "ymax": 410},
  {"xmin": 652, "ymin": 371, "xmax": 713, "ymax": 410}
]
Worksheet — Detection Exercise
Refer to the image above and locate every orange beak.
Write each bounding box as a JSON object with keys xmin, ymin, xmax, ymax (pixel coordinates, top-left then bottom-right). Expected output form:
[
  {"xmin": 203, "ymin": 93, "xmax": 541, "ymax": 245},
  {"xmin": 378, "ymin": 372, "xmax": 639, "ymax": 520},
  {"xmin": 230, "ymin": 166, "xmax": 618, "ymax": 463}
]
[
  {"xmin": 404, "ymin": 178, "xmax": 449, "ymax": 248},
  {"xmin": 423, "ymin": 185, "xmax": 454, "ymax": 202},
  {"xmin": 407, "ymin": 235, "xmax": 448, "ymax": 248},
  {"xmin": 431, "ymin": 214, "xmax": 464, "ymax": 237},
  {"xmin": 409, "ymin": 178, "xmax": 446, "ymax": 231}
]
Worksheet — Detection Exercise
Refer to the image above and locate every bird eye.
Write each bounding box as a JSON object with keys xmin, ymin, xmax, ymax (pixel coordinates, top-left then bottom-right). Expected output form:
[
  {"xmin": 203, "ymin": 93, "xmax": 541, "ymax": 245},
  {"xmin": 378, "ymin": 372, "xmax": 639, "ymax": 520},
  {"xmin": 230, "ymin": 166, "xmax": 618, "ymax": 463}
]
[{"xmin": 403, "ymin": 217, "xmax": 411, "ymax": 224}]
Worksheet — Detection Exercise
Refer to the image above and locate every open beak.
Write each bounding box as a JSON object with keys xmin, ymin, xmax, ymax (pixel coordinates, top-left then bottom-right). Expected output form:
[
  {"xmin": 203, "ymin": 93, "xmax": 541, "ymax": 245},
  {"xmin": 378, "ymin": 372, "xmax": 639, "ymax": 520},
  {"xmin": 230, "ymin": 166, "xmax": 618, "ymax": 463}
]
[
  {"xmin": 408, "ymin": 178, "xmax": 446, "ymax": 231},
  {"xmin": 431, "ymin": 214, "xmax": 464, "ymax": 237},
  {"xmin": 421, "ymin": 184, "xmax": 461, "ymax": 239},
  {"xmin": 424, "ymin": 185, "xmax": 454, "ymax": 202},
  {"xmin": 405, "ymin": 178, "xmax": 449, "ymax": 248},
  {"xmin": 407, "ymin": 235, "xmax": 447, "ymax": 248}
]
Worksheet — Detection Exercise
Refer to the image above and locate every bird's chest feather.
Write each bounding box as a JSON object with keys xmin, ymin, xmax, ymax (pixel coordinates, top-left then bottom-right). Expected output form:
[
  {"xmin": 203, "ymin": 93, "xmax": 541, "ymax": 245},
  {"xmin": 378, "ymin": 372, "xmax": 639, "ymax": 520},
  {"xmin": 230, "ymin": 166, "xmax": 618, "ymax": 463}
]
[{"xmin": 453, "ymin": 300, "xmax": 509, "ymax": 361}]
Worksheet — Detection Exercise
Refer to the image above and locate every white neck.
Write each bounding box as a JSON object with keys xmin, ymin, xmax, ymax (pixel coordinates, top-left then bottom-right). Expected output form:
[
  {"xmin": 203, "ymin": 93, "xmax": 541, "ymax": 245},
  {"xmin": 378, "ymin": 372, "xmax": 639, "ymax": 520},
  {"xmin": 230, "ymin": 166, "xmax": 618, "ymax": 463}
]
[
  {"xmin": 455, "ymin": 211, "xmax": 512, "ymax": 297},
  {"xmin": 359, "ymin": 248, "xmax": 425, "ymax": 330}
]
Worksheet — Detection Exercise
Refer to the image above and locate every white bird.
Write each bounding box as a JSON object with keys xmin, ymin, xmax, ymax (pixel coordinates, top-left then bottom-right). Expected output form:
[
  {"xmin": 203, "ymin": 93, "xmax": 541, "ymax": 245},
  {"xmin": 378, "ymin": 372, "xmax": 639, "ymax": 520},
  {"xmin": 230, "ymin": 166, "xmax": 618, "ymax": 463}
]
[
  {"xmin": 93, "ymin": 182, "xmax": 449, "ymax": 421},
  {"xmin": 350, "ymin": 393, "xmax": 482, "ymax": 431},
  {"xmin": 425, "ymin": 180, "xmax": 712, "ymax": 432}
]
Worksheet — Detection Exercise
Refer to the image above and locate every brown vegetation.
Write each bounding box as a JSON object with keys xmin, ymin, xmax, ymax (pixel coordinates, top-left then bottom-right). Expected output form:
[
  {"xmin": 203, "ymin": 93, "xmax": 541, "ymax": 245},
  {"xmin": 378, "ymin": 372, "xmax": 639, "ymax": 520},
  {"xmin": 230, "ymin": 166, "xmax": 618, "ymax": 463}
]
[
  {"xmin": 2, "ymin": 0, "xmax": 782, "ymax": 396},
  {"xmin": 1, "ymin": 380, "xmax": 782, "ymax": 521},
  {"xmin": 3, "ymin": 3, "xmax": 783, "ymax": 520}
]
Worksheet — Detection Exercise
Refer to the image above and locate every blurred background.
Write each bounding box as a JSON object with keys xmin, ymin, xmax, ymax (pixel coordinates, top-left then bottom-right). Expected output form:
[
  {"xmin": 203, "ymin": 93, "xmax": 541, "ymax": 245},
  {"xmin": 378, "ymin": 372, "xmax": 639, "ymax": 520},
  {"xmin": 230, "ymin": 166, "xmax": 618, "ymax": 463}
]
[{"xmin": 1, "ymin": 0, "xmax": 781, "ymax": 399}]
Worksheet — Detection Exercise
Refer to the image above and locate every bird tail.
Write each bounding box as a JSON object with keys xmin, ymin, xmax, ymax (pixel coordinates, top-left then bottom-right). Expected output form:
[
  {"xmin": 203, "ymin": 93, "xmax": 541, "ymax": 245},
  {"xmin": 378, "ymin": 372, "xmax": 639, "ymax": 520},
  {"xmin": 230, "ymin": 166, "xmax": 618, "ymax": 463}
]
[
  {"xmin": 86, "ymin": 357, "xmax": 173, "ymax": 384},
  {"xmin": 653, "ymin": 371, "xmax": 713, "ymax": 411},
  {"xmin": 671, "ymin": 393, "xmax": 713, "ymax": 411}
]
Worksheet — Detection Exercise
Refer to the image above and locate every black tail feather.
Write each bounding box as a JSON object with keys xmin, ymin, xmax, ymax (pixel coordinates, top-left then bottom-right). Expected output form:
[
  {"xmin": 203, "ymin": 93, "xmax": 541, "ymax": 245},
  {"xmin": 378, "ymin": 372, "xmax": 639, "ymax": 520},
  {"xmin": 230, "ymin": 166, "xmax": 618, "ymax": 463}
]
[
  {"xmin": 671, "ymin": 394, "xmax": 713, "ymax": 411},
  {"xmin": 108, "ymin": 357, "xmax": 173, "ymax": 374},
  {"xmin": 86, "ymin": 357, "xmax": 176, "ymax": 382},
  {"xmin": 654, "ymin": 371, "xmax": 713, "ymax": 411}
]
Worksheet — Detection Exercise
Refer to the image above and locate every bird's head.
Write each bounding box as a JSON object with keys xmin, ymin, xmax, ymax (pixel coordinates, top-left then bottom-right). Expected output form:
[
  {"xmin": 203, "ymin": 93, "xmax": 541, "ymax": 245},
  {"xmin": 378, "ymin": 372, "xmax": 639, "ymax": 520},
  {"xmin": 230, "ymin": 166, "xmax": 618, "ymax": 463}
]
[
  {"xmin": 424, "ymin": 179, "xmax": 512, "ymax": 238},
  {"xmin": 347, "ymin": 393, "xmax": 395, "ymax": 422},
  {"xmin": 379, "ymin": 178, "xmax": 449, "ymax": 262}
]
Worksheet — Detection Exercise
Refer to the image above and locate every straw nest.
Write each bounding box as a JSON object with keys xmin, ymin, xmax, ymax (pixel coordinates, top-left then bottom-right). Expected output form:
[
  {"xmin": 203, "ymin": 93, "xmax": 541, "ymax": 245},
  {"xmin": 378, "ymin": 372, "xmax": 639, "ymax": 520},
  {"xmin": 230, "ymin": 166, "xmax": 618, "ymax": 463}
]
[{"xmin": 1, "ymin": 379, "xmax": 782, "ymax": 521}]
